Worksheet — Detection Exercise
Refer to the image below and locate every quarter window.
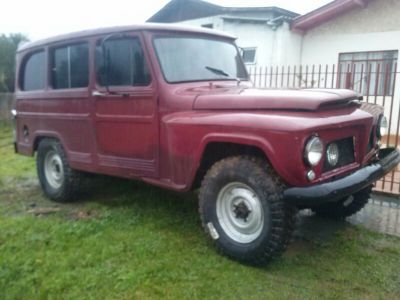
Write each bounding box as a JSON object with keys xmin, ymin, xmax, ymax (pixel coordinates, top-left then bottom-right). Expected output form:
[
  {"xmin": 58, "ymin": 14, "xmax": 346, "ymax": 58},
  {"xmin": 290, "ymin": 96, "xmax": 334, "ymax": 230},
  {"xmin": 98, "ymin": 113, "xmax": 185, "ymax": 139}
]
[
  {"xmin": 51, "ymin": 43, "xmax": 89, "ymax": 89},
  {"xmin": 96, "ymin": 37, "xmax": 151, "ymax": 86},
  {"xmin": 21, "ymin": 51, "xmax": 45, "ymax": 91}
]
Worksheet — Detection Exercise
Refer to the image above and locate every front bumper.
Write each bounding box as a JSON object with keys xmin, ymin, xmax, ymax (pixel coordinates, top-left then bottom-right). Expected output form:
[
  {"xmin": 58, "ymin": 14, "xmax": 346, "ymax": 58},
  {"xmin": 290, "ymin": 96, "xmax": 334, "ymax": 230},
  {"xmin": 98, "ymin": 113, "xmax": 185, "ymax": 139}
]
[{"xmin": 283, "ymin": 148, "xmax": 400, "ymax": 206}]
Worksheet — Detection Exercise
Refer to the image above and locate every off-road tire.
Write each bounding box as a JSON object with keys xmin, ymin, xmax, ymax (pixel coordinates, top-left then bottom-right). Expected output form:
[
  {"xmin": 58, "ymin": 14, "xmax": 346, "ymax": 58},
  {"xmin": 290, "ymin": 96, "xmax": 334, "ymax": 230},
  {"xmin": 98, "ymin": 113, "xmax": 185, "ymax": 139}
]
[
  {"xmin": 312, "ymin": 186, "xmax": 372, "ymax": 219},
  {"xmin": 36, "ymin": 138, "xmax": 86, "ymax": 202},
  {"xmin": 199, "ymin": 156, "xmax": 296, "ymax": 265}
]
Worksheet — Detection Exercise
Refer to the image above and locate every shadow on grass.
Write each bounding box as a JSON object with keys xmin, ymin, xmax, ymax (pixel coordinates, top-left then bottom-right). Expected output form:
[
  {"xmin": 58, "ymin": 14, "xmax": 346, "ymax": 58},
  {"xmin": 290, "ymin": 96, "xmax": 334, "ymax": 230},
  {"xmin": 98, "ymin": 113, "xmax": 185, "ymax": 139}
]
[{"xmin": 80, "ymin": 175, "xmax": 350, "ymax": 247}]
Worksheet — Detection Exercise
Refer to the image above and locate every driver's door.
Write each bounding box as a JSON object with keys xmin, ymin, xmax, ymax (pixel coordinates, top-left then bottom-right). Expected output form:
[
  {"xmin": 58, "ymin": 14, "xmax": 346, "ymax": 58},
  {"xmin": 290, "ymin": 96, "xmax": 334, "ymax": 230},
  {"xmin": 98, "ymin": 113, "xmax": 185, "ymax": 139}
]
[{"xmin": 92, "ymin": 34, "xmax": 158, "ymax": 178}]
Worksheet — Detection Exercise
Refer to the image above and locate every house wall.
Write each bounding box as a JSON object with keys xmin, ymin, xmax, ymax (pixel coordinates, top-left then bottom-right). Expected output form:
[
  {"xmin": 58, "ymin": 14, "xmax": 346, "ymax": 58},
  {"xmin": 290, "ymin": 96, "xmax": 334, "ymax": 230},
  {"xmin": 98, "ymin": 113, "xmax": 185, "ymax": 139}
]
[
  {"xmin": 300, "ymin": 0, "xmax": 400, "ymax": 65},
  {"xmin": 221, "ymin": 19, "xmax": 274, "ymax": 66},
  {"xmin": 300, "ymin": 0, "xmax": 400, "ymax": 133},
  {"xmin": 223, "ymin": 11, "xmax": 274, "ymax": 19},
  {"xmin": 273, "ymin": 22, "xmax": 302, "ymax": 67},
  {"xmin": 178, "ymin": 16, "xmax": 224, "ymax": 31}
]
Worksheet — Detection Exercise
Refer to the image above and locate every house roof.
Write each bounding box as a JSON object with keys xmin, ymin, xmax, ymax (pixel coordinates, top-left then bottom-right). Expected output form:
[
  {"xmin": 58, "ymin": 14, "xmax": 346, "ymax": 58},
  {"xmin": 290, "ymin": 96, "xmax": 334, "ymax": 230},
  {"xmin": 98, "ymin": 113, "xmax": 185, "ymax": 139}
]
[
  {"xmin": 291, "ymin": 0, "xmax": 371, "ymax": 32},
  {"xmin": 147, "ymin": 0, "xmax": 299, "ymax": 23}
]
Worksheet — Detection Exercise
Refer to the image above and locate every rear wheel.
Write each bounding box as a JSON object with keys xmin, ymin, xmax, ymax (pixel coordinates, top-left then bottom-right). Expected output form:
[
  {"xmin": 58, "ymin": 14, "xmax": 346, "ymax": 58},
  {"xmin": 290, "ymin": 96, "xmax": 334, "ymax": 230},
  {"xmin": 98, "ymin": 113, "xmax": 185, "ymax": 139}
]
[
  {"xmin": 37, "ymin": 139, "xmax": 86, "ymax": 202},
  {"xmin": 312, "ymin": 186, "xmax": 372, "ymax": 219},
  {"xmin": 199, "ymin": 156, "xmax": 296, "ymax": 265}
]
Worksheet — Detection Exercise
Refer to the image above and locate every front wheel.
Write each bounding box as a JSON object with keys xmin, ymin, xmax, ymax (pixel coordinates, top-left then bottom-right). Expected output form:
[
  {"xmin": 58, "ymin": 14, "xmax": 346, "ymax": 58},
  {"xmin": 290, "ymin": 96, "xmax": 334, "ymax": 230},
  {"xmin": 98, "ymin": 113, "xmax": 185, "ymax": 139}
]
[{"xmin": 199, "ymin": 156, "xmax": 296, "ymax": 265}]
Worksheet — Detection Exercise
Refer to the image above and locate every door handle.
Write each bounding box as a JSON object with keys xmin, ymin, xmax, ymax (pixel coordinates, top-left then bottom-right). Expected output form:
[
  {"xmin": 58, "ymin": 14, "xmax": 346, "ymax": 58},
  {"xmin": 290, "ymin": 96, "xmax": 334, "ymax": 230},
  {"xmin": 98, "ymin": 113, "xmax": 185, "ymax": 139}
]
[
  {"xmin": 92, "ymin": 90, "xmax": 129, "ymax": 98},
  {"xmin": 92, "ymin": 90, "xmax": 107, "ymax": 97}
]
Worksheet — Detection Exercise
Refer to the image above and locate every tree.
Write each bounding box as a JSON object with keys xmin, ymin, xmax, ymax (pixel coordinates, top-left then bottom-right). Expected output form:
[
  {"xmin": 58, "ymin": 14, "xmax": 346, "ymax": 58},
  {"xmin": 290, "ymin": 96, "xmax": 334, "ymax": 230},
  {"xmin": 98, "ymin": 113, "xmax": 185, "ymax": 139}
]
[{"xmin": 0, "ymin": 33, "xmax": 29, "ymax": 92}]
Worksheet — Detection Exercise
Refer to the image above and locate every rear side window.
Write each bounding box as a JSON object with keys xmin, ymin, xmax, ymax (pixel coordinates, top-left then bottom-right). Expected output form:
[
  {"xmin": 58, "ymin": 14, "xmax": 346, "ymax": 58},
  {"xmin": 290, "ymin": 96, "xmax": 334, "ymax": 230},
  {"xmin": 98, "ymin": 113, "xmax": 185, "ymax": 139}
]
[
  {"xmin": 51, "ymin": 43, "xmax": 89, "ymax": 89},
  {"xmin": 96, "ymin": 37, "xmax": 151, "ymax": 86},
  {"xmin": 21, "ymin": 51, "xmax": 45, "ymax": 91}
]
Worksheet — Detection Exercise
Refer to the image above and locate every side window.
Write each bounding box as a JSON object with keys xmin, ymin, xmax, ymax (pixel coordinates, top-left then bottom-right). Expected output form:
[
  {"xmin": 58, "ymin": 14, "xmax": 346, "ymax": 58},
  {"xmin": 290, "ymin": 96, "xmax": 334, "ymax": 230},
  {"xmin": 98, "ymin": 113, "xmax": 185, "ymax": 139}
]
[
  {"xmin": 21, "ymin": 51, "xmax": 45, "ymax": 91},
  {"xmin": 51, "ymin": 43, "xmax": 89, "ymax": 89},
  {"xmin": 96, "ymin": 37, "xmax": 151, "ymax": 86}
]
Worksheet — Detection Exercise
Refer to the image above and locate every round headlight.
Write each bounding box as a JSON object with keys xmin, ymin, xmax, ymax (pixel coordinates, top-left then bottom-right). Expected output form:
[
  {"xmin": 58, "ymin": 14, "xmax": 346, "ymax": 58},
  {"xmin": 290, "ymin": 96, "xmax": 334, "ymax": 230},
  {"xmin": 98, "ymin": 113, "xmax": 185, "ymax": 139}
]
[
  {"xmin": 326, "ymin": 143, "xmax": 339, "ymax": 166},
  {"xmin": 305, "ymin": 136, "xmax": 323, "ymax": 166},
  {"xmin": 377, "ymin": 115, "xmax": 388, "ymax": 139}
]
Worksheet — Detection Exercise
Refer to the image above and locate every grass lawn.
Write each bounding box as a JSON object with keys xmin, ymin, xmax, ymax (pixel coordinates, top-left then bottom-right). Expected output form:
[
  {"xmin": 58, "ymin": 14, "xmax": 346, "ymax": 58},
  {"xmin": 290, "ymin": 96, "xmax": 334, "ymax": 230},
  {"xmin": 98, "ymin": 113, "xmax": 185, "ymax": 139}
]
[{"xmin": 0, "ymin": 122, "xmax": 399, "ymax": 299}]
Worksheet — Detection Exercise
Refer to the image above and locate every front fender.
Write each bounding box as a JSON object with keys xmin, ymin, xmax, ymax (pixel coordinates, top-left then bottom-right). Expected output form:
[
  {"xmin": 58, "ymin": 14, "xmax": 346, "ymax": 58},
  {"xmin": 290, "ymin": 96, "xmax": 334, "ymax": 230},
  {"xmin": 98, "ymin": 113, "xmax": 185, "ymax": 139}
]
[{"xmin": 161, "ymin": 111, "xmax": 305, "ymax": 190}]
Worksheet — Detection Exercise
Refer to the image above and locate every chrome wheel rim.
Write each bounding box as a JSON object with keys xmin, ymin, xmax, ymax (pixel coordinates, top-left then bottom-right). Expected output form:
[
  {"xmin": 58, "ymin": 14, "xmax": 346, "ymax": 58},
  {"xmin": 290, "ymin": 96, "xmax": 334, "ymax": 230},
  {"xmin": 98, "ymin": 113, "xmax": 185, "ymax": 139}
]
[
  {"xmin": 44, "ymin": 150, "xmax": 64, "ymax": 189},
  {"xmin": 216, "ymin": 182, "xmax": 264, "ymax": 243}
]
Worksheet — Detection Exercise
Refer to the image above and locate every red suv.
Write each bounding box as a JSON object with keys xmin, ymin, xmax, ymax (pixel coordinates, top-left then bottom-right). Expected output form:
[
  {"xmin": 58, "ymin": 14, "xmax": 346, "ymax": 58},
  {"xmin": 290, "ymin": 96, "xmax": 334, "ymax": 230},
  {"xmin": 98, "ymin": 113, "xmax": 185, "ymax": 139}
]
[{"xmin": 14, "ymin": 24, "xmax": 400, "ymax": 264}]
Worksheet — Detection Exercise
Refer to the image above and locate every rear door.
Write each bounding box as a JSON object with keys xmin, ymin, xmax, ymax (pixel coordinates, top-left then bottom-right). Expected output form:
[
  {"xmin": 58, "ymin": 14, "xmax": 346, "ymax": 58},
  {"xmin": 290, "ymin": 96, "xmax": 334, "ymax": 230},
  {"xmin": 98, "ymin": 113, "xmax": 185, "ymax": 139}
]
[{"xmin": 92, "ymin": 33, "xmax": 158, "ymax": 178}]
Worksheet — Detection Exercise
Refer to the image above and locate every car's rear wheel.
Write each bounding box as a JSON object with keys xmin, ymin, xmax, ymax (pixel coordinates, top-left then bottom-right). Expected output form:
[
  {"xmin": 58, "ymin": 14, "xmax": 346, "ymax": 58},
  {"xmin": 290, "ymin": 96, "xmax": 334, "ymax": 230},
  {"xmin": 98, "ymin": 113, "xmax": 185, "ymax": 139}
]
[
  {"xmin": 312, "ymin": 186, "xmax": 372, "ymax": 219},
  {"xmin": 199, "ymin": 156, "xmax": 296, "ymax": 265},
  {"xmin": 37, "ymin": 139, "xmax": 86, "ymax": 202}
]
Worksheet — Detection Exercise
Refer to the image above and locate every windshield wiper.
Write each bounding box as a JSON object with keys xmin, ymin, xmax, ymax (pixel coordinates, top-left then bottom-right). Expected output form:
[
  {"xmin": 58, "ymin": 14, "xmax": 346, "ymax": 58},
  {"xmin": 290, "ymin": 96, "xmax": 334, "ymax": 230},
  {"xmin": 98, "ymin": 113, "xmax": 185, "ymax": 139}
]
[{"xmin": 205, "ymin": 66, "xmax": 230, "ymax": 77}]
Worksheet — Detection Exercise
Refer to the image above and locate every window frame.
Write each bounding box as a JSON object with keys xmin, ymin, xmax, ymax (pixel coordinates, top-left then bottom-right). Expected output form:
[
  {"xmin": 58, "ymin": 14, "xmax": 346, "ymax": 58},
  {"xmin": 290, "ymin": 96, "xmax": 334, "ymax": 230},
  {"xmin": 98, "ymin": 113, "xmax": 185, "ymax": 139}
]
[
  {"xmin": 50, "ymin": 42, "xmax": 90, "ymax": 90},
  {"xmin": 94, "ymin": 34, "xmax": 152, "ymax": 90},
  {"xmin": 337, "ymin": 50, "xmax": 398, "ymax": 96},
  {"xmin": 241, "ymin": 47, "xmax": 257, "ymax": 65}
]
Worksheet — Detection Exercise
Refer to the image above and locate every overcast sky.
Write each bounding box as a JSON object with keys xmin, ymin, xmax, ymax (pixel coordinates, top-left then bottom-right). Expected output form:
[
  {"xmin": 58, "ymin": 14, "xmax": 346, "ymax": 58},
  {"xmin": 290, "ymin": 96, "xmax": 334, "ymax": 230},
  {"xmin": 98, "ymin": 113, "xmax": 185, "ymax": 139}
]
[{"xmin": 1, "ymin": 0, "xmax": 332, "ymax": 41}]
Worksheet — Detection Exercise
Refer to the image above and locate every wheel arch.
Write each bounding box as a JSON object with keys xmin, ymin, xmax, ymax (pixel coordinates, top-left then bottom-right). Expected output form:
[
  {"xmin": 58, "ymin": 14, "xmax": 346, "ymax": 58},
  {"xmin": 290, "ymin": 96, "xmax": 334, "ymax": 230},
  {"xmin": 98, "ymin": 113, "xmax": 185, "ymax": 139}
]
[
  {"xmin": 32, "ymin": 131, "xmax": 67, "ymax": 155},
  {"xmin": 190, "ymin": 134, "xmax": 276, "ymax": 190}
]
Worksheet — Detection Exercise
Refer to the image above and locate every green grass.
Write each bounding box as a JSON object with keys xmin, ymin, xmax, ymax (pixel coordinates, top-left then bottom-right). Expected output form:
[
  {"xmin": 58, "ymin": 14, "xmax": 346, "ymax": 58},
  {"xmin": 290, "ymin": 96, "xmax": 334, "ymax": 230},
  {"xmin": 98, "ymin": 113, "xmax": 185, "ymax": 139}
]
[{"xmin": 1, "ymin": 123, "xmax": 400, "ymax": 299}]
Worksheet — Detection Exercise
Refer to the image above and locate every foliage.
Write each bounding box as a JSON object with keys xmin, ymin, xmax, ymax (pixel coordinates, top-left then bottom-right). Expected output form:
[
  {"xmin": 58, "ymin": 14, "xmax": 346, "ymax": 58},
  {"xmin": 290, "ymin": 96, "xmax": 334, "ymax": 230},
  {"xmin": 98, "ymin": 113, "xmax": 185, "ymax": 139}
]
[
  {"xmin": 0, "ymin": 33, "xmax": 29, "ymax": 92},
  {"xmin": 0, "ymin": 124, "xmax": 400, "ymax": 299}
]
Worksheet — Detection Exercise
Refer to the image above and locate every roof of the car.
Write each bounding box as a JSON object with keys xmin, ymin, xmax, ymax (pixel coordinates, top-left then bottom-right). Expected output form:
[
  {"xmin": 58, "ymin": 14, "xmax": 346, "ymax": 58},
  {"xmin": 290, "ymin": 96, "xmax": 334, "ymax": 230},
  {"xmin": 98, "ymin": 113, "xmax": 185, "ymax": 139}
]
[{"xmin": 18, "ymin": 23, "xmax": 236, "ymax": 52}]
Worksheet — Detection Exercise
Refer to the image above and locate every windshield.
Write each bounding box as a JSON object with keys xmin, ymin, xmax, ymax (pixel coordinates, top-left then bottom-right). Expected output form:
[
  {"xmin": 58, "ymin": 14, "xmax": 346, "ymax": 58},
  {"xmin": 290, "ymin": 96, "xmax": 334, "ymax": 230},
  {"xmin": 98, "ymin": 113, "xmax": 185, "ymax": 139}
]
[{"xmin": 153, "ymin": 36, "xmax": 248, "ymax": 83}]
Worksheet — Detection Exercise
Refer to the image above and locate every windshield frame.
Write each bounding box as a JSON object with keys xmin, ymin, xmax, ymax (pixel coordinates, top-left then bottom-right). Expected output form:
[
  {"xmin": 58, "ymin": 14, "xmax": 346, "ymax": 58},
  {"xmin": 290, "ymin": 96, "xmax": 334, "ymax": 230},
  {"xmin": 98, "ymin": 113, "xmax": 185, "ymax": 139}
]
[{"xmin": 152, "ymin": 34, "xmax": 249, "ymax": 84}]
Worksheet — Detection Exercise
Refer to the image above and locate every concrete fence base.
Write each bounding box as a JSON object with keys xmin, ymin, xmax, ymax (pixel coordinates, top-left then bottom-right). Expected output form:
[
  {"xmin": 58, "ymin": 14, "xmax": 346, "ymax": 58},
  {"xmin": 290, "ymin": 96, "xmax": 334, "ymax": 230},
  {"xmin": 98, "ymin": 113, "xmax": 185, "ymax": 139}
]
[{"xmin": 0, "ymin": 93, "xmax": 14, "ymax": 122}]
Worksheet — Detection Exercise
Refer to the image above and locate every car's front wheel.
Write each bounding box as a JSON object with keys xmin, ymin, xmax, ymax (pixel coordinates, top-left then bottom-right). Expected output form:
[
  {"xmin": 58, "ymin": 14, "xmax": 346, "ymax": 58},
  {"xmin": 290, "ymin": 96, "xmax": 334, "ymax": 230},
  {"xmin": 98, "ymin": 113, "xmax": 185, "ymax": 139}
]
[
  {"xmin": 37, "ymin": 139, "xmax": 85, "ymax": 202},
  {"xmin": 199, "ymin": 156, "xmax": 296, "ymax": 265}
]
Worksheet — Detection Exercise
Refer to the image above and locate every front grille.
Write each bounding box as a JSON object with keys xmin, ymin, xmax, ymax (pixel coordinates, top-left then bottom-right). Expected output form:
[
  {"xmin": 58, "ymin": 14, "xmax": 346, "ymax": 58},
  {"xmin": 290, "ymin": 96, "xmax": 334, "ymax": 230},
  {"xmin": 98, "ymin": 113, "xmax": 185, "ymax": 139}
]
[{"xmin": 323, "ymin": 137, "xmax": 355, "ymax": 172}]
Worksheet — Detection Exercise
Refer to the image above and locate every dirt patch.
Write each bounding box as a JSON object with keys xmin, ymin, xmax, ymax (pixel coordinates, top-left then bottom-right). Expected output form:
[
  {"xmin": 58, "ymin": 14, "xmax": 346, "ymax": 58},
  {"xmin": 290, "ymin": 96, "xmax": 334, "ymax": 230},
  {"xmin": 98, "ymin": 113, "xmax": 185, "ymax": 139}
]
[{"xmin": 27, "ymin": 207, "xmax": 61, "ymax": 215}]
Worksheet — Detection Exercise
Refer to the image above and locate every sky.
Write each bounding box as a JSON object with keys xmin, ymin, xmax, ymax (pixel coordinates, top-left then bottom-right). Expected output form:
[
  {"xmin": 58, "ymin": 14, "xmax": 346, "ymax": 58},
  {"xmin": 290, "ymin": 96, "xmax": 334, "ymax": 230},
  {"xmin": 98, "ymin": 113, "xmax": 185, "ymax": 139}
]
[{"xmin": 1, "ymin": 0, "xmax": 332, "ymax": 41}]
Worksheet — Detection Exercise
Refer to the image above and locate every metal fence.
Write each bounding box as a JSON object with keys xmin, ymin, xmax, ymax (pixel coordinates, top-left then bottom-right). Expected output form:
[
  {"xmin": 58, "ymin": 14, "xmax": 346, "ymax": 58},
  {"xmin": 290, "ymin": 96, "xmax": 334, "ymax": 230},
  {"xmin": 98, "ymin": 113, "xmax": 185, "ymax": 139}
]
[{"xmin": 248, "ymin": 64, "xmax": 400, "ymax": 195}]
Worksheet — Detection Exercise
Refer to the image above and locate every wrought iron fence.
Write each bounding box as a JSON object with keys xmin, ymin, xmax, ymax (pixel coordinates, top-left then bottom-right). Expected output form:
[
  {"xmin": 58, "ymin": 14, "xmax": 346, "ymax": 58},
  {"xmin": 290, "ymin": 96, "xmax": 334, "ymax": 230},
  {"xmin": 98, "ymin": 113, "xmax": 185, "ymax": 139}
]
[{"xmin": 248, "ymin": 64, "xmax": 400, "ymax": 195}]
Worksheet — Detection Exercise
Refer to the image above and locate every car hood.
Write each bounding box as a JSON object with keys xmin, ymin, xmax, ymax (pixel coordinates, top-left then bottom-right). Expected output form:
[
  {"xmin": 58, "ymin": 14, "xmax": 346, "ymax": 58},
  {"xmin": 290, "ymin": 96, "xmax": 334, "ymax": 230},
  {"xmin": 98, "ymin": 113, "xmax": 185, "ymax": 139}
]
[{"xmin": 193, "ymin": 88, "xmax": 362, "ymax": 111}]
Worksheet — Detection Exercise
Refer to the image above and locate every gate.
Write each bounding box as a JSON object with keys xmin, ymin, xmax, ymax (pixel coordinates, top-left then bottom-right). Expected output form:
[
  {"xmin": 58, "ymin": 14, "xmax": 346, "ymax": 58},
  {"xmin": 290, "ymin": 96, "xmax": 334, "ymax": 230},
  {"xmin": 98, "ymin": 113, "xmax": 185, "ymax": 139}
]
[{"xmin": 248, "ymin": 63, "xmax": 400, "ymax": 195}]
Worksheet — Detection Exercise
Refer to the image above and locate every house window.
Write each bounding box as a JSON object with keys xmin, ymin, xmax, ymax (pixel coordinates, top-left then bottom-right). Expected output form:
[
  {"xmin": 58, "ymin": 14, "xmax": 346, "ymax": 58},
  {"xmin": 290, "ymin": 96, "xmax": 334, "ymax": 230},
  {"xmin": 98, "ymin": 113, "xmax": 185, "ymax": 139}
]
[
  {"xmin": 51, "ymin": 43, "xmax": 89, "ymax": 89},
  {"xmin": 338, "ymin": 50, "xmax": 398, "ymax": 96},
  {"xmin": 96, "ymin": 37, "xmax": 151, "ymax": 86},
  {"xmin": 20, "ymin": 51, "xmax": 45, "ymax": 91},
  {"xmin": 201, "ymin": 24, "xmax": 213, "ymax": 29},
  {"xmin": 242, "ymin": 48, "xmax": 256, "ymax": 64}
]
